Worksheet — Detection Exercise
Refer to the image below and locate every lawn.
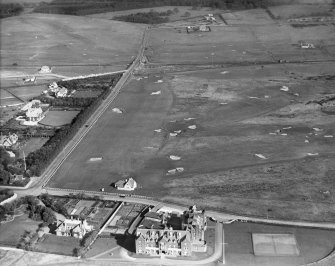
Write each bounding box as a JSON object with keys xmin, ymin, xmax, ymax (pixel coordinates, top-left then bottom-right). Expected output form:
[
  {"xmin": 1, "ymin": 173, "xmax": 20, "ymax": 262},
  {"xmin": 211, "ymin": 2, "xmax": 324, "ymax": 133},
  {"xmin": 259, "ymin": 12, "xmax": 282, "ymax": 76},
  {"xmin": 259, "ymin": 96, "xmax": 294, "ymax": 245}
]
[
  {"xmin": 39, "ymin": 110, "xmax": 80, "ymax": 127},
  {"xmin": 0, "ymin": 213, "xmax": 40, "ymax": 247},
  {"xmin": 20, "ymin": 137, "xmax": 49, "ymax": 157},
  {"xmin": 72, "ymin": 90, "xmax": 102, "ymax": 98},
  {"xmin": 34, "ymin": 234, "xmax": 80, "ymax": 256},
  {"xmin": 85, "ymin": 237, "xmax": 119, "ymax": 258}
]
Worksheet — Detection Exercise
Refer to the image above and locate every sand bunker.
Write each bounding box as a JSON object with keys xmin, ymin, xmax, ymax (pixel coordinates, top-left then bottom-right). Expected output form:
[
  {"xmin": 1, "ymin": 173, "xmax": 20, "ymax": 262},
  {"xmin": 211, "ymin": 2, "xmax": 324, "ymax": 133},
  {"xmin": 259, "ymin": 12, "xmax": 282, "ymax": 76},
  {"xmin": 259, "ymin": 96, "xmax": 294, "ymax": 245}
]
[
  {"xmin": 255, "ymin": 154, "xmax": 268, "ymax": 159},
  {"xmin": 112, "ymin": 108, "xmax": 123, "ymax": 114},
  {"xmin": 151, "ymin": 90, "xmax": 161, "ymax": 95},
  {"xmin": 169, "ymin": 155, "xmax": 181, "ymax": 160}
]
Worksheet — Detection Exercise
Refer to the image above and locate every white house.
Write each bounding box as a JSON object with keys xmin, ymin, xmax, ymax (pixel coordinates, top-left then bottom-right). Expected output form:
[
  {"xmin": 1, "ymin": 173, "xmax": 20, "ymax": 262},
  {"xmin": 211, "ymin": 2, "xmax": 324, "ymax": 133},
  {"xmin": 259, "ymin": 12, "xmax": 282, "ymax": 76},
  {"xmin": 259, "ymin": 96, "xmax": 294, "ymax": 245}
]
[
  {"xmin": 26, "ymin": 107, "xmax": 43, "ymax": 122},
  {"xmin": 56, "ymin": 87, "xmax": 68, "ymax": 98},
  {"xmin": 0, "ymin": 133, "xmax": 18, "ymax": 148},
  {"xmin": 39, "ymin": 65, "xmax": 51, "ymax": 73},
  {"xmin": 48, "ymin": 82, "xmax": 58, "ymax": 92},
  {"xmin": 115, "ymin": 177, "xmax": 137, "ymax": 191},
  {"xmin": 23, "ymin": 76, "xmax": 36, "ymax": 83},
  {"xmin": 55, "ymin": 218, "xmax": 93, "ymax": 239}
]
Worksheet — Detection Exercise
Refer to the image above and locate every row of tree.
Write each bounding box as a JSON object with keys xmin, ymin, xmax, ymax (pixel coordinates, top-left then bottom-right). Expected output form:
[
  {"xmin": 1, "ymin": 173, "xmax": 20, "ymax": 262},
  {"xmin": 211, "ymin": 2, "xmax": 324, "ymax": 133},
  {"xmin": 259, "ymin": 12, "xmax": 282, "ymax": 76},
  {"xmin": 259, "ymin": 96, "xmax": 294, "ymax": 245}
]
[
  {"xmin": 33, "ymin": 0, "xmax": 269, "ymax": 16},
  {"xmin": 0, "ymin": 3, "xmax": 24, "ymax": 19},
  {"xmin": 0, "ymin": 147, "xmax": 25, "ymax": 185},
  {"xmin": 0, "ymin": 195, "xmax": 56, "ymax": 225},
  {"xmin": 39, "ymin": 194, "xmax": 68, "ymax": 218},
  {"xmin": 25, "ymin": 73, "xmax": 122, "ymax": 177}
]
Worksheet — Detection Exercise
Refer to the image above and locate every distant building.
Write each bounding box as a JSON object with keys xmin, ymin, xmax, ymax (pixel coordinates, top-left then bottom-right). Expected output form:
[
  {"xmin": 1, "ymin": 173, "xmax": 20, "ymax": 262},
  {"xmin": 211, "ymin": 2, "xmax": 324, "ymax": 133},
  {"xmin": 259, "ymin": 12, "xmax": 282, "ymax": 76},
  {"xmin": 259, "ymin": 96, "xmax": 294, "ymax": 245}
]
[
  {"xmin": 21, "ymin": 99, "xmax": 41, "ymax": 111},
  {"xmin": 55, "ymin": 218, "xmax": 93, "ymax": 239},
  {"xmin": 56, "ymin": 87, "xmax": 68, "ymax": 98},
  {"xmin": 39, "ymin": 65, "xmax": 51, "ymax": 73},
  {"xmin": 300, "ymin": 41, "xmax": 315, "ymax": 49},
  {"xmin": 199, "ymin": 25, "xmax": 211, "ymax": 32},
  {"xmin": 0, "ymin": 133, "xmax": 18, "ymax": 148},
  {"xmin": 135, "ymin": 205, "xmax": 207, "ymax": 257},
  {"xmin": 186, "ymin": 25, "xmax": 211, "ymax": 33},
  {"xmin": 26, "ymin": 105, "xmax": 43, "ymax": 122},
  {"xmin": 23, "ymin": 76, "xmax": 36, "ymax": 83},
  {"xmin": 9, "ymin": 174, "xmax": 25, "ymax": 184},
  {"xmin": 204, "ymin": 14, "xmax": 216, "ymax": 21},
  {"xmin": 6, "ymin": 150, "xmax": 16, "ymax": 158},
  {"xmin": 114, "ymin": 177, "xmax": 137, "ymax": 191},
  {"xmin": 48, "ymin": 82, "xmax": 58, "ymax": 92}
]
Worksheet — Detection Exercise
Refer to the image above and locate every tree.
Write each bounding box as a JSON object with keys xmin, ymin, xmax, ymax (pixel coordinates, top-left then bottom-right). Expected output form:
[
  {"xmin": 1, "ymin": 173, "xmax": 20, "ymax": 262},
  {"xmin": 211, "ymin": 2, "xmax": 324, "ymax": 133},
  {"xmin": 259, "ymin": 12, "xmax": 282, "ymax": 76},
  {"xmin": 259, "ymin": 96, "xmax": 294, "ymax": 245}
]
[
  {"xmin": 173, "ymin": 7, "xmax": 179, "ymax": 13},
  {"xmin": 184, "ymin": 11, "xmax": 191, "ymax": 17},
  {"xmin": 42, "ymin": 207, "xmax": 56, "ymax": 224},
  {"xmin": 0, "ymin": 169, "xmax": 10, "ymax": 185}
]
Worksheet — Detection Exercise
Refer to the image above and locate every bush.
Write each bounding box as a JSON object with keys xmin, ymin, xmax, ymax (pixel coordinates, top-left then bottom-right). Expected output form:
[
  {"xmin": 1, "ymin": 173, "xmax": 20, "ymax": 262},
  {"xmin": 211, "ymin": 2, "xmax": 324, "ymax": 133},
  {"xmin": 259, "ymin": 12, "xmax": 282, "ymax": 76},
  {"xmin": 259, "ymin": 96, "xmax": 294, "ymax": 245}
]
[
  {"xmin": 0, "ymin": 3, "xmax": 23, "ymax": 19},
  {"xmin": 26, "ymin": 73, "xmax": 122, "ymax": 177}
]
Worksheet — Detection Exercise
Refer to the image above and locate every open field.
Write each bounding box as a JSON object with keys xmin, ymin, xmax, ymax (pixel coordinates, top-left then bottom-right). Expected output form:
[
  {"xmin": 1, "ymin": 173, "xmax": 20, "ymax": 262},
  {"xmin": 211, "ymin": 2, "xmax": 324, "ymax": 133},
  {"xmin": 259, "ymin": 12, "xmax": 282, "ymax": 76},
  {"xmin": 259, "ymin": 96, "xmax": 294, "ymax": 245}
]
[
  {"xmin": 145, "ymin": 8, "xmax": 335, "ymax": 65},
  {"xmin": 48, "ymin": 60, "xmax": 335, "ymax": 221},
  {"xmin": 20, "ymin": 137, "xmax": 49, "ymax": 157},
  {"xmin": 34, "ymin": 234, "xmax": 80, "ymax": 256},
  {"xmin": 0, "ymin": 213, "xmax": 40, "ymax": 247},
  {"xmin": 85, "ymin": 237, "xmax": 120, "ymax": 258},
  {"xmin": 39, "ymin": 110, "xmax": 80, "ymax": 127},
  {"xmin": 268, "ymin": 4, "xmax": 334, "ymax": 19},
  {"xmin": 43, "ymin": 8, "xmax": 335, "ymax": 222},
  {"xmin": 224, "ymin": 222, "xmax": 335, "ymax": 266},
  {"xmin": 1, "ymin": 13, "xmax": 145, "ymax": 77}
]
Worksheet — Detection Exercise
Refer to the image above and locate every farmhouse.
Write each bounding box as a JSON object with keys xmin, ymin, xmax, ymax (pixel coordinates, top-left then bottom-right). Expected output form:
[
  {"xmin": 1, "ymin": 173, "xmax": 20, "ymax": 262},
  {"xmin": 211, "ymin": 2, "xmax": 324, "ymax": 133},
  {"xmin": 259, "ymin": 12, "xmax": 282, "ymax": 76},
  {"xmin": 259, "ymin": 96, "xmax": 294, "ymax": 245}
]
[
  {"xmin": 39, "ymin": 65, "xmax": 51, "ymax": 73},
  {"xmin": 204, "ymin": 14, "xmax": 216, "ymax": 22},
  {"xmin": 9, "ymin": 174, "xmax": 25, "ymax": 184},
  {"xmin": 135, "ymin": 205, "xmax": 207, "ymax": 256},
  {"xmin": 25, "ymin": 104, "xmax": 43, "ymax": 122},
  {"xmin": 114, "ymin": 177, "xmax": 137, "ymax": 191},
  {"xmin": 0, "ymin": 133, "xmax": 18, "ymax": 147},
  {"xmin": 56, "ymin": 87, "xmax": 68, "ymax": 98},
  {"xmin": 186, "ymin": 25, "xmax": 211, "ymax": 33},
  {"xmin": 23, "ymin": 76, "xmax": 36, "ymax": 83},
  {"xmin": 48, "ymin": 82, "xmax": 58, "ymax": 92},
  {"xmin": 55, "ymin": 218, "xmax": 93, "ymax": 239},
  {"xmin": 300, "ymin": 41, "xmax": 315, "ymax": 49}
]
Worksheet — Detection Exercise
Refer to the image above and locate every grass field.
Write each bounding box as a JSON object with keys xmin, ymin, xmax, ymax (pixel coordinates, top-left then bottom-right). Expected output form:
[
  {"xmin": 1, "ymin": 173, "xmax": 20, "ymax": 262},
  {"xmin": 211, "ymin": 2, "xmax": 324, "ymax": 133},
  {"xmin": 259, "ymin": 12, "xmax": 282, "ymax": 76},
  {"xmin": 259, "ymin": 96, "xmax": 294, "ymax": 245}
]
[
  {"xmin": 44, "ymin": 7, "xmax": 335, "ymax": 222},
  {"xmin": 20, "ymin": 137, "xmax": 49, "ymax": 157},
  {"xmin": 224, "ymin": 222, "xmax": 335, "ymax": 266},
  {"xmin": 145, "ymin": 8, "xmax": 335, "ymax": 65},
  {"xmin": 0, "ymin": 213, "xmax": 40, "ymax": 247},
  {"xmin": 34, "ymin": 234, "xmax": 80, "ymax": 256},
  {"xmin": 1, "ymin": 13, "xmax": 145, "ymax": 77},
  {"xmin": 39, "ymin": 110, "xmax": 80, "ymax": 127},
  {"xmin": 48, "ymin": 61, "xmax": 335, "ymax": 221}
]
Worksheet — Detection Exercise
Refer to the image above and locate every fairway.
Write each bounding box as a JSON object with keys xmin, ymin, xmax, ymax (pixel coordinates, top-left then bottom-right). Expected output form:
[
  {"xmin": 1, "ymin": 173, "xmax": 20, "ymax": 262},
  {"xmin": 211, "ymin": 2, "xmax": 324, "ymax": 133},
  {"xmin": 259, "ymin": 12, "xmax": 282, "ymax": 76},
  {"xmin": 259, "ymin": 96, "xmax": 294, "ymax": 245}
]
[
  {"xmin": 47, "ymin": 75, "xmax": 173, "ymax": 191},
  {"xmin": 43, "ymin": 7, "xmax": 335, "ymax": 222},
  {"xmin": 1, "ymin": 13, "xmax": 145, "ymax": 77},
  {"xmin": 48, "ymin": 63, "xmax": 335, "ymax": 221}
]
